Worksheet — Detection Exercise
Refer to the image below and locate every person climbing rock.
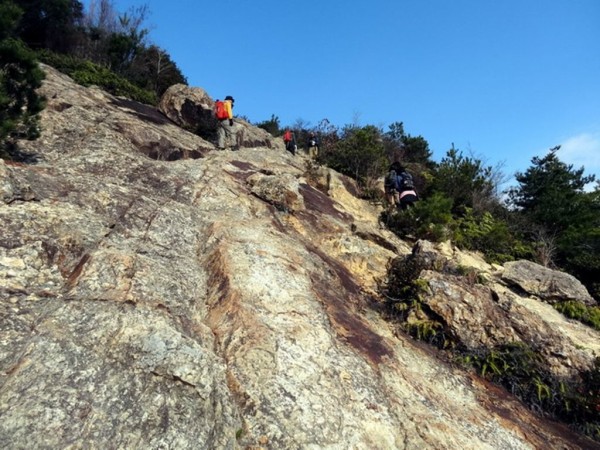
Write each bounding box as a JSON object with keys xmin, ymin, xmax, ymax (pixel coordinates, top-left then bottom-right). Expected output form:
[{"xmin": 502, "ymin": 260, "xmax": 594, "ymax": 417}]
[
  {"xmin": 215, "ymin": 95, "xmax": 242, "ymax": 150},
  {"xmin": 384, "ymin": 162, "xmax": 418, "ymax": 210}
]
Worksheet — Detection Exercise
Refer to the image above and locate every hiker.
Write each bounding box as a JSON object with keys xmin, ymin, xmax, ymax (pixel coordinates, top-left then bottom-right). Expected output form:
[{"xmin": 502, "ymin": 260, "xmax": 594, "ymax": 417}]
[
  {"xmin": 384, "ymin": 162, "xmax": 418, "ymax": 210},
  {"xmin": 395, "ymin": 165, "xmax": 418, "ymax": 210},
  {"xmin": 308, "ymin": 132, "xmax": 319, "ymax": 160},
  {"xmin": 384, "ymin": 162, "xmax": 401, "ymax": 207},
  {"xmin": 216, "ymin": 95, "xmax": 241, "ymax": 150},
  {"xmin": 283, "ymin": 129, "xmax": 296, "ymax": 155}
]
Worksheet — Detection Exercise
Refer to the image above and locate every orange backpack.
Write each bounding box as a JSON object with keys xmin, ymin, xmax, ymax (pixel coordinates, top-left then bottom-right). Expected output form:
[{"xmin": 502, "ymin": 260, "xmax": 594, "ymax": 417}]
[{"xmin": 215, "ymin": 100, "xmax": 229, "ymax": 120}]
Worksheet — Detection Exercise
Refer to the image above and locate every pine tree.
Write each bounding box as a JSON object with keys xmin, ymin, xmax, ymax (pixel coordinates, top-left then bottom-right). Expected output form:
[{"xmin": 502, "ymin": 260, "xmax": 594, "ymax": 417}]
[
  {"xmin": 507, "ymin": 147, "xmax": 600, "ymax": 298},
  {"xmin": 0, "ymin": 0, "xmax": 46, "ymax": 159},
  {"xmin": 507, "ymin": 147, "xmax": 595, "ymax": 234}
]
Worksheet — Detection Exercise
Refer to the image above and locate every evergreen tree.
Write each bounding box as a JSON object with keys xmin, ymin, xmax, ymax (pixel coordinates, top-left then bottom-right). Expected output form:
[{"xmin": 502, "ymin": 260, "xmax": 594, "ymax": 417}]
[
  {"xmin": 125, "ymin": 44, "xmax": 187, "ymax": 97},
  {"xmin": 0, "ymin": 0, "xmax": 46, "ymax": 158},
  {"xmin": 384, "ymin": 121, "xmax": 433, "ymax": 167},
  {"xmin": 323, "ymin": 124, "xmax": 387, "ymax": 191},
  {"xmin": 431, "ymin": 146, "xmax": 498, "ymax": 215},
  {"xmin": 255, "ymin": 114, "xmax": 281, "ymax": 137},
  {"xmin": 13, "ymin": 0, "xmax": 84, "ymax": 53},
  {"xmin": 507, "ymin": 147, "xmax": 595, "ymax": 233},
  {"xmin": 507, "ymin": 147, "xmax": 600, "ymax": 298}
]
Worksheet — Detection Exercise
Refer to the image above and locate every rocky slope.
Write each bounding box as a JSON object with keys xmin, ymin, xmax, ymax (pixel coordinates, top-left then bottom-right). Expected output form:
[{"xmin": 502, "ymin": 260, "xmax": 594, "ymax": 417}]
[{"xmin": 1, "ymin": 65, "xmax": 598, "ymax": 449}]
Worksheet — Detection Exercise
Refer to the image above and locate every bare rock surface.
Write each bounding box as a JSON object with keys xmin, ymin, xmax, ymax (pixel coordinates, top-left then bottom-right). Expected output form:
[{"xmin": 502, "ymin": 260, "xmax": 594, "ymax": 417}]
[
  {"xmin": 0, "ymin": 65, "xmax": 598, "ymax": 449},
  {"xmin": 502, "ymin": 260, "xmax": 596, "ymax": 306}
]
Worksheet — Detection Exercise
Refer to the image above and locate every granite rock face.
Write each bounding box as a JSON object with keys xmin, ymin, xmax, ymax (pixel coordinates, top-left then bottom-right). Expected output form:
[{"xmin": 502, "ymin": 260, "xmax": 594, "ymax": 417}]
[{"xmin": 1, "ymin": 65, "xmax": 598, "ymax": 449}]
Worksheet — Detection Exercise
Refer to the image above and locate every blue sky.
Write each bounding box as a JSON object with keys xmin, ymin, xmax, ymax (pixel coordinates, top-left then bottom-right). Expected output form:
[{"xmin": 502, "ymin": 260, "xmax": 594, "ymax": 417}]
[{"xmin": 89, "ymin": 0, "xmax": 600, "ymax": 184}]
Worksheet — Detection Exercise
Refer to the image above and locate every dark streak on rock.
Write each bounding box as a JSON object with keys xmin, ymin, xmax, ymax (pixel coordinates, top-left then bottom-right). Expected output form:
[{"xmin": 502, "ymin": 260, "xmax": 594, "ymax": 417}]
[
  {"xmin": 354, "ymin": 231, "xmax": 398, "ymax": 253},
  {"xmin": 299, "ymin": 183, "xmax": 353, "ymax": 223},
  {"xmin": 229, "ymin": 160, "xmax": 257, "ymax": 171},
  {"xmin": 66, "ymin": 253, "xmax": 91, "ymax": 288},
  {"xmin": 110, "ymin": 98, "xmax": 173, "ymax": 125},
  {"xmin": 306, "ymin": 244, "xmax": 393, "ymax": 366},
  {"xmin": 338, "ymin": 175, "xmax": 361, "ymax": 198}
]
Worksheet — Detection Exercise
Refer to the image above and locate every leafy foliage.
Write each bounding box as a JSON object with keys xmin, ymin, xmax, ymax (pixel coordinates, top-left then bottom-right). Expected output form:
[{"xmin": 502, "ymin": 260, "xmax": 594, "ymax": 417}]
[
  {"xmin": 460, "ymin": 346, "xmax": 600, "ymax": 441},
  {"xmin": 0, "ymin": 0, "xmax": 45, "ymax": 159},
  {"xmin": 37, "ymin": 50, "xmax": 157, "ymax": 104},
  {"xmin": 508, "ymin": 147, "xmax": 596, "ymax": 230},
  {"xmin": 382, "ymin": 192, "xmax": 454, "ymax": 242},
  {"xmin": 507, "ymin": 147, "xmax": 600, "ymax": 298},
  {"xmin": 0, "ymin": 0, "xmax": 22, "ymax": 40},
  {"xmin": 0, "ymin": 0, "xmax": 189, "ymax": 160},
  {"xmin": 379, "ymin": 254, "xmax": 449, "ymax": 347},
  {"xmin": 321, "ymin": 124, "xmax": 387, "ymax": 197},
  {"xmin": 554, "ymin": 301, "xmax": 600, "ymax": 332},
  {"xmin": 383, "ymin": 121, "xmax": 433, "ymax": 167},
  {"xmin": 430, "ymin": 146, "xmax": 498, "ymax": 215},
  {"xmin": 453, "ymin": 209, "xmax": 532, "ymax": 264},
  {"xmin": 13, "ymin": 0, "xmax": 84, "ymax": 53},
  {"xmin": 16, "ymin": 0, "xmax": 185, "ymax": 98},
  {"xmin": 379, "ymin": 142, "xmax": 523, "ymax": 264},
  {"xmin": 121, "ymin": 44, "xmax": 187, "ymax": 98},
  {"xmin": 255, "ymin": 114, "xmax": 281, "ymax": 137}
]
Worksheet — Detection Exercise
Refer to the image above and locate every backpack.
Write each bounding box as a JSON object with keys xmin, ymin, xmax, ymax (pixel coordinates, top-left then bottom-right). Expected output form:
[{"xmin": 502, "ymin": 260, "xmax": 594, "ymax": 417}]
[
  {"xmin": 215, "ymin": 100, "xmax": 229, "ymax": 120},
  {"xmin": 384, "ymin": 169, "xmax": 397, "ymax": 191},
  {"xmin": 400, "ymin": 171, "xmax": 415, "ymax": 191},
  {"xmin": 283, "ymin": 130, "xmax": 292, "ymax": 142}
]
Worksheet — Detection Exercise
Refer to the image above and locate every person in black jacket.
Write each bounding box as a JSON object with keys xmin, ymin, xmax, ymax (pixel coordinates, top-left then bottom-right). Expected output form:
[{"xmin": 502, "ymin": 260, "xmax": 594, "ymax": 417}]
[
  {"xmin": 394, "ymin": 165, "xmax": 418, "ymax": 210},
  {"xmin": 384, "ymin": 162, "xmax": 418, "ymax": 210}
]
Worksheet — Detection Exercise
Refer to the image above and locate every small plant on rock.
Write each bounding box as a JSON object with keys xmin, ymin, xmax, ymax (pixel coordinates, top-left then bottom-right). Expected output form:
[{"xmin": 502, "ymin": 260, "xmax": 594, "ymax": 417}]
[{"xmin": 554, "ymin": 300, "xmax": 600, "ymax": 332}]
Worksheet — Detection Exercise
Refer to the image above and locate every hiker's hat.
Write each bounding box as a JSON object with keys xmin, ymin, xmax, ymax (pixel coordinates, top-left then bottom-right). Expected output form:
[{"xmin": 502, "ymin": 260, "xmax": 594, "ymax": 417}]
[{"xmin": 225, "ymin": 95, "xmax": 234, "ymax": 103}]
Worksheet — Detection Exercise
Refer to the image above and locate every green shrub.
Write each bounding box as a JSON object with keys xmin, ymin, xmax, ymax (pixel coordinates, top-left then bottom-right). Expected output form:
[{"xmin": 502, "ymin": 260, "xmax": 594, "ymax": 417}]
[
  {"xmin": 383, "ymin": 192, "xmax": 454, "ymax": 242},
  {"xmin": 458, "ymin": 345, "xmax": 600, "ymax": 441},
  {"xmin": 558, "ymin": 225, "xmax": 600, "ymax": 301},
  {"xmin": 36, "ymin": 50, "xmax": 157, "ymax": 105},
  {"xmin": 255, "ymin": 114, "xmax": 281, "ymax": 137},
  {"xmin": 1, "ymin": 36, "xmax": 45, "ymax": 159},
  {"xmin": 453, "ymin": 209, "xmax": 532, "ymax": 264},
  {"xmin": 430, "ymin": 147, "xmax": 498, "ymax": 215},
  {"xmin": 379, "ymin": 255, "xmax": 450, "ymax": 347},
  {"xmin": 554, "ymin": 301, "xmax": 600, "ymax": 331},
  {"xmin": 321, "ymin": 124, "xmax": 387, "ymax": 194}
]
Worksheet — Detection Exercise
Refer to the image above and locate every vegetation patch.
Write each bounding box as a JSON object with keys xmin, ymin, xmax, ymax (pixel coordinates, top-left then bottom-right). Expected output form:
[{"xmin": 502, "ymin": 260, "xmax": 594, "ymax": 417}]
[
  {"xmin": 379, "ymin": 254, "xmax": 453, "ymax": 348},
  {"xmin": 553, "ymin": 300, "xmax": 600, "ymax": 332},
  {"xmin": 379, "ymin": 256, "xmax": 600, "ymax": 442},
  {"xmin": 456, "ymin": 345, "xmax": 600, "ymax": 442},
  {"xmin": 37, "ymin": 50, "xmax": 158, "ymax": 105}
]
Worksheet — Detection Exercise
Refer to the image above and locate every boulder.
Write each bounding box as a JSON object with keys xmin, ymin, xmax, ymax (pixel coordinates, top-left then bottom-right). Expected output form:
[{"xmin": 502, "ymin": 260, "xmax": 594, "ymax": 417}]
[
  {"xmin": 222, "ymin": 118, "xmax": 284, "ymax": 151},
  {"xmin": 502, "ymin": 260, "xmax": 596, "ymax": 306},
  {"xmin": 158, "ymin": 84, "xmax": 284, "ymax": 151},
  {"xmin": 420, "ymin": 270, "xmax": 600, "ymax": 377},
  {"xmin": 158, "ymin": 83, "xmax": 216, "ymax": 133}
]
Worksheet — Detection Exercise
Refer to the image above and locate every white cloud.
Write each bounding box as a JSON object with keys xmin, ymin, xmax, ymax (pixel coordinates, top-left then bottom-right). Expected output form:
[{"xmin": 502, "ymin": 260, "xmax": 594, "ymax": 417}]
[{"xmin": 559, "ymin": 132, "xmax": 600, "ymax": 176}]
